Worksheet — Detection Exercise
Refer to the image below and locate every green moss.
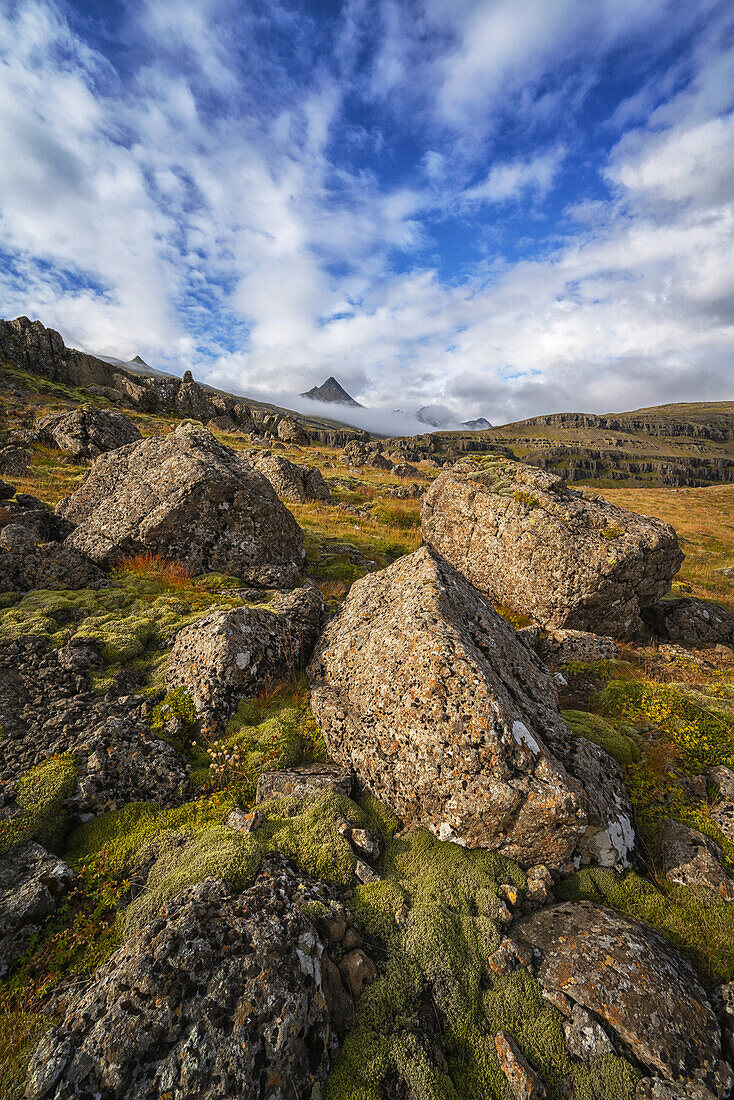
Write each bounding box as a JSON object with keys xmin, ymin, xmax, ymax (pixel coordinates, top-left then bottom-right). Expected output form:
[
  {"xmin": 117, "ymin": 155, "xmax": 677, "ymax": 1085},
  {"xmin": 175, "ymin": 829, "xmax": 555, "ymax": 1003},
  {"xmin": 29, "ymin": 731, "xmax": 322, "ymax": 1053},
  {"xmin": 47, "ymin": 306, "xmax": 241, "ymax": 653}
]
[
  {"xmin": 558, "ymin": 866, "xmax": 734, "ymax": 987},
  {"xmin": 562, "ymin": 709, "xmax": 640, "ymax": 765},
  {"xmin": 0, "ymin": 1010, "xmax": 51, "ymax": 1100},
  {"xmin": 513, "ymin": 489, "xmax": 540, "ymax": 510},
  {"xmin": 0, "ymin": 755, "xmax": 77, "ymax": 856},
  {"xmin": 602, "ymin": 525, "xmax": 623, "ymax": 539},
  {"xmin": 149, "ymin": 686, "xmax": 197, "ymax": 752},
  {"xmin": 328, "ymin": 814, "xmax": 639, "ymax": 1100}
]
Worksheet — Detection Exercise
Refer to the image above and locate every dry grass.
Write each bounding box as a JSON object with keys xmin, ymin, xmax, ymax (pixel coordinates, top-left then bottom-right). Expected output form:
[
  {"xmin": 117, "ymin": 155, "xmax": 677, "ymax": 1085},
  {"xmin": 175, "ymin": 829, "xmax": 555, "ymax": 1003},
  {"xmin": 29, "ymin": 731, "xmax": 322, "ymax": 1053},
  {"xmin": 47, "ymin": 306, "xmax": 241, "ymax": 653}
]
[
  {"xmin": 600, "ymin": 484, "xmax": 734, "ymax": 610},
  {"xmin": 114, "ymin": 552, "xmax": 197, "ymax": 592}
]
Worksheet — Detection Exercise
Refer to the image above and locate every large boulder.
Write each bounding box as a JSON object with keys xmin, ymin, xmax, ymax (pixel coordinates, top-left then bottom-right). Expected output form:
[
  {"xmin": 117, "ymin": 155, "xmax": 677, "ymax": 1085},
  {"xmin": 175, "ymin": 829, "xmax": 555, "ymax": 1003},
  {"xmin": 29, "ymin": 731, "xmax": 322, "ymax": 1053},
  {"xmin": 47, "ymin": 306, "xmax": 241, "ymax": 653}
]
[
  {"xmin": 57, "ymin": 423, "xmax": 305, "ymax": 585},
  {"xmin": 166, "ymin": 585, "xmax": 324, "ymax": 726},
  {"xmin": 0, "ymin": 843, "xmax": 74, "ymax": 979},
  {"xmin": 38, "ymin": 405, "xmax": 142, "ymax": 459},
  {"xmin": 642, "ymin": 597, "xmax": 734, "ymax": 646},
  {"xmin": 277, "ymin": 416, "xmax": 310, "ymax": 445},
  {"xmin": 255, "ymin": 453, "xmax": 331, "ymax": 503},
  {"xmin": 659, "ymin": 819, "xmax": 734, "ymax": 899},
  {"xmin": 308, "ymin": 546, "xmax": 591, "ymax": 867},
  {"xmin": 513, "ymin": 901, "xmax": 730, "ymax": 1096},
  {"xmin": 0, "ymin": 524, "xmax": 107, "ymax": 592},
  {"xmin": 421, "ymin": 462, "xmax": 683, "ymax": 638},
  {"xmin": 24, "ymin": 860, "xmax": 349, "ymax": 1100}
]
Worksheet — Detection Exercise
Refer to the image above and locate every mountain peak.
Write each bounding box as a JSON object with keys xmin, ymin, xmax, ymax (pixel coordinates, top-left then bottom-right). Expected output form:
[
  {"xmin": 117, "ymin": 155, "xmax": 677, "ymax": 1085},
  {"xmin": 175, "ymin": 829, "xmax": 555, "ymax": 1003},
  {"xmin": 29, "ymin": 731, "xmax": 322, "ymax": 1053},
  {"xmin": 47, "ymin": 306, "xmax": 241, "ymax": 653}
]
[{"xmin": 301, "ymin": 376, "xmax": 362, "ymax": 407}]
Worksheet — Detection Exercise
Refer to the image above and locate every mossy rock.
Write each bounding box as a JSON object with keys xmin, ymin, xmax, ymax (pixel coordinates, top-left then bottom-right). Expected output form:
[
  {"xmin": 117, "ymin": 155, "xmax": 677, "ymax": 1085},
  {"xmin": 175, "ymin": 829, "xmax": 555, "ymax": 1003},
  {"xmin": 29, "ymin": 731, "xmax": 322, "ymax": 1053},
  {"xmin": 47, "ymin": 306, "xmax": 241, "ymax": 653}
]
[
  {"xmin": 562, "ymin": 709, "xmax": 640, "ymax": 765},
  {"xmin": 0, "ymin": 754, "xmax": 77, "ymax": 856}
]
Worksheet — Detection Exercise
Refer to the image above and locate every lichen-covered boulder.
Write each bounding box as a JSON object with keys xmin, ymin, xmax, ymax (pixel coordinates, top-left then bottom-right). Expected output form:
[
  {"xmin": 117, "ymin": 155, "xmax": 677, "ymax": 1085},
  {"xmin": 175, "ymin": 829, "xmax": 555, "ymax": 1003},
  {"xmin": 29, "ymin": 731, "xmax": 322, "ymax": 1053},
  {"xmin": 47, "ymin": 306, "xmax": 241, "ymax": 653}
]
[
  {"xmin": 38, "ymin": 405, "xmax": 141, "ymax": 459},
  {"xmin": 659, "ymin": 819, "xmax": 734, "ymax": 900},
  {"xmin": 25, "ymin": 862, "xmax": 347, "ymax": 1100},
  {"xmin": 421, "ymin": 462, "xmax": 683, "ymax": 638},
  {"xmin": 255, "ymin": 453, "xmax": 331, "ymax": 503},
  {"xmin": 0, "ymin": 444, "xmax": 31, "ymax": 475},
  {"xmin": 166, "ymin": 585, "xmax": 324, "ymax": 725},
  {"xmin": 277, "ymin": 415, "xmax": 310, "ymax": 445},
  {"xmin": 0, "ymin": 843, "xmax": 74, "ymax": 979},
  {"xmin": 256, "ymin": 763, "xmax": 354, "ymax": 803},
  {"xmin": 309, "ymin": 546, "xmax": 590, "ymax": 867},
  {"xmin": 513, "ymin": 901, "xmax": 728, "ymax": 1094},
  {"xmin": 0, "ymin": 524, "xmax": 107, "ymax": 592},
  {"xmin": 642, "ymin": 597, "xmax": 734, "ymax": 646},
  {"xmin": 57, "ymin": 422, "xmax": 305, "ymax": 585}
]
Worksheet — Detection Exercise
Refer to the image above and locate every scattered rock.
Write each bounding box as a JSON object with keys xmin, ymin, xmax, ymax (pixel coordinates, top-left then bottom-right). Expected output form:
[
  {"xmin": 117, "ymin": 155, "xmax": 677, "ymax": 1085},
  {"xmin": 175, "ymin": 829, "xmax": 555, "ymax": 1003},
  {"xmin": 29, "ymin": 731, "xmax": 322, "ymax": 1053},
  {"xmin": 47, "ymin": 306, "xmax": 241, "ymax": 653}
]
[
  {"xmin": 254, "ymin": 452, "xmax": 331, "ymax": 503},
  {"xmin": 421, "ymin": 461, "xmax": 683, "ymax": 638},
  {"xmin": 38, "ymin": 405, "xmax": 142, "ymax": 459},
  {"xmin": 309, "ymin": 546, "xmax": 589, "ymax": 867},
  {"xmin": 338, "ymin": 948, "xmax": 378, "ymax": 1001},
  {"xmin": 0, "ymin": 843, "xmax": 74, "ymax": 979},
  {"xmin": 0, "ymin": 444, "xmax": 31, "ymax": 475},
  {"xmin": 537, "ymin": 629, "xmax": 621, "ymax": 665},
  {"xmin": 58, "ymin": 422, "xmax": 305, "ymax": 584},
  {"xmin": 165, "ymin": 585, "xmax": 323, "ymax": 726},
  {"xmin": 659, "ymin": 818, "xmax": 734, "ymax": 900},
  {"xmin": 256, "ymin": 763, "xmax": 354, "ymax": 803},
  {"xmin": 24, "ymin": 860, "xmax": 351, "ymax": 1100},
  {"xmin": 494, "ymin": 1031, "xmax": 547, "ymax": 1099},
  {"xmin": 0, "ymin": 479, "xmax": 15, "ymax": 499},
  {"xmin": 0, "ymin": 493, "xmax": 72, "ymax": 542},
  {"xmin": 642, "ymin": 597, "xmax": 734, "ymax": 646},
  {"xmin": 277, "ymin": 415, "xmax": 310, "ymax": 445},
  {"xmin": 513, "ymin": 901, "xmax": 724, "ymax": 1091},
  {"xmin": 225, "ymin": 807, "xmax": 263, "ymax": 833},
  {"xmin": 0, "ymin": 524, "xmax": 107, "ymax": 592}
]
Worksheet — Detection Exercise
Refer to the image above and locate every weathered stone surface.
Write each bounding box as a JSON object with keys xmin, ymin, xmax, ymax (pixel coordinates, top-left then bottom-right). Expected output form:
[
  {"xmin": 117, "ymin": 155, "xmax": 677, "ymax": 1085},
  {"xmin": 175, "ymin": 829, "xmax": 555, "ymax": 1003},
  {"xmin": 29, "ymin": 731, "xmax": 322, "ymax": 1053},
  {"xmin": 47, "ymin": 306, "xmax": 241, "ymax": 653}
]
[
  {"xmin": 0, "ymin": 479, "xmax": 15, "ymax": 499},
  {"xmin": 0, "ymin": 493, "xmax": 72, "ymax": 542},
  {"xmin": 38, "ymin": 405, "xmax": 141, "ymax": 459},
  {"xmin": 57, "ymin": 422, "xmax": 304, "ymax": 584},
  {"xmin": 563, "ymin": 1003, "xmax": 615, "ymax": 1060},
  {"xmin": 0, "ymin": 444, "xmax": 31, "ymax": 475},
  {"xmin": 642, "ymin": 597, "xmax": 734, "ymax": 646},
  {"xmin": 659, "ymin": 818, "xmax": 734, "ymax": 900},
  {"xmin": 707, "ymin": 766, "xmax": 734, "ymax": 846},
  {"xmin": 308, "ymin": 546, "xmax": 589, "ymax": 867},
  {"xmin": 24, "ymin": 860, "xmax": 349, "ymax": 1100},
  {"xmin": 256, "ymin": 763, "xmax": 353, "ymax": 803},
  {"xmin": 166, "ymin": 585, "xmax": 324, "ymax": 724},
  {"xmin": 0, "ymin": 843, "xmax": 74, "ymax": 979},
  {"xmin": 537, "ymin": 629, "xmax": 621, "ymax": 665},
  {"xmin": 0, "ymin": 524, "xmax": 107, "ymax": 592},
  {"xmin": 277, "ymin": 415, "xmax": 310, "ymax": 445},
  {"xmin": 514, "ymin": 901, "xmax": 723, "ymax": 1090},
  {"xmin": 494, "ymin": 1031, "xmax": 547, "ymax": 1099},
  {"xmin": 553, "ymin": 736, "xmax": 635, "ymax": 867},
  {"xmin": 421, "ymin": 462, "xmax": 683, "ymax": 637},
  {"xmin": 255, "ymin": 453, "xmax": 331, "ymax": 503}
]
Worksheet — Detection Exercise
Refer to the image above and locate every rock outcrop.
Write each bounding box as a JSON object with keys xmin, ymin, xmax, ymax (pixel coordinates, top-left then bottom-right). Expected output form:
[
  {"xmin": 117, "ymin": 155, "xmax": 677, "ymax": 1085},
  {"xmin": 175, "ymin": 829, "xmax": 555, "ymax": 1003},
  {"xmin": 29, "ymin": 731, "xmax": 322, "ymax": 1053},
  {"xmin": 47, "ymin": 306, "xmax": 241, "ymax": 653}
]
[
  {"xmin": 309, "ymin": 546, "xmax": 591, "ymax": 867},
  {"xmin": 25, "ymin": 861, "xmax": 349, "ymax": 1100},
  {"xmin": 57, "ymin": 423, "xmax": 305, "ymax": 585},
  {"xmin": 513, "ymin": 901, "xmax": 731, "ymax": 1097},
  {"xmin": 421, "ymin": 461, "xmax": 683, "ymax": 637},
  {"xmin": 254, "ymin": 453, "xmax": 331, "ymax": 503},
  {"xmin": 38, "ymin": 405, "xmax": 141, "ymax": 459},
  {"xmin": 642, "ymin": 597, "xmax": 734, "ymax": 646},
  {"xmin": 166, "ymin": 585, "xmax": 324, "ymax": 725},
  {"xmin": 0, "ymin": 524, "xmax": 107, "ymax": 592}
]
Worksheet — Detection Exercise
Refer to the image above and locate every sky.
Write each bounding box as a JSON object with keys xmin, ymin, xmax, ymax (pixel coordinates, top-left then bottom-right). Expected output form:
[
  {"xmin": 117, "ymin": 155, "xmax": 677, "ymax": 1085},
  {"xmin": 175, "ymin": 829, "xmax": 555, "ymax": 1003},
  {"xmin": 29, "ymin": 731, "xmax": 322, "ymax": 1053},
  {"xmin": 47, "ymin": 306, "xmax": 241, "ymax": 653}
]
[{"xmin": 1, "ymin": 0, "xmax": 733, "ymax": 428}]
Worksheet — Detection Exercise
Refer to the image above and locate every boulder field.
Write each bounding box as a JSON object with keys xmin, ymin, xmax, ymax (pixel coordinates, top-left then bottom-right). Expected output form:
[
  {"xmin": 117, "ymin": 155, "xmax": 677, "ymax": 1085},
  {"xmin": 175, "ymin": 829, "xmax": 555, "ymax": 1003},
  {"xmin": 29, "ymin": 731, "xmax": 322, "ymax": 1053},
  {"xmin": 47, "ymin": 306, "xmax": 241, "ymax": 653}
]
[{"xmin": 421, "ymin": 460, "xmax": 683, "ymax": 637}]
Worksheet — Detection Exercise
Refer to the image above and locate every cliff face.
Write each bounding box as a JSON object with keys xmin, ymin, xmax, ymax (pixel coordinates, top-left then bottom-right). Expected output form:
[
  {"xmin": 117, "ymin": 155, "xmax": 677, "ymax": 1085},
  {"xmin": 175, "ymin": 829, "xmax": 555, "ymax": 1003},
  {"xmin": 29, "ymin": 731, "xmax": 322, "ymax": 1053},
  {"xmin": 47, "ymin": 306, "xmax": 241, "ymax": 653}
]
[{"xmin": 519, "ymin": 409, "xmax": 734, "ymax": 442}]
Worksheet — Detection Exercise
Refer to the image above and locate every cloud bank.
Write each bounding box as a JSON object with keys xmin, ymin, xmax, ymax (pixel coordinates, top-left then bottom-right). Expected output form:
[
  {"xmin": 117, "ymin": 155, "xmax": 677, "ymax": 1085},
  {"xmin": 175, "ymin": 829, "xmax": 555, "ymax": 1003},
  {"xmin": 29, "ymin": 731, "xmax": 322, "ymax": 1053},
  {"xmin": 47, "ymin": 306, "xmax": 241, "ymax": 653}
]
[{"xmin": 0, "ymin": 0, "xmax": 732, "ymax": 425}]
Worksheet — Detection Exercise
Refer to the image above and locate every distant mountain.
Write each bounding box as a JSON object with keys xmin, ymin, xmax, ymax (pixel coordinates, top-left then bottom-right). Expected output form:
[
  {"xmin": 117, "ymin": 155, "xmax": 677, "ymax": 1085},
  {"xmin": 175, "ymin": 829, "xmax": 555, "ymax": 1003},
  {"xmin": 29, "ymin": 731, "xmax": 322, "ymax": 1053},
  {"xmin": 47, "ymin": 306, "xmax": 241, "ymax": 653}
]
[
  {"xmin": 96, "ymin": 352, "xmax": 172, "ymax": 379},
  {"xmin": 416, "ymin": 404, "xmax": 460, "ymax": 428},
  {"xmin": 463, "ymin": 417, "xmax": 493, "ymax": 430},
  {"xmin": 301, "ymin": 376, "xmax": 362, "ymax": 407}
]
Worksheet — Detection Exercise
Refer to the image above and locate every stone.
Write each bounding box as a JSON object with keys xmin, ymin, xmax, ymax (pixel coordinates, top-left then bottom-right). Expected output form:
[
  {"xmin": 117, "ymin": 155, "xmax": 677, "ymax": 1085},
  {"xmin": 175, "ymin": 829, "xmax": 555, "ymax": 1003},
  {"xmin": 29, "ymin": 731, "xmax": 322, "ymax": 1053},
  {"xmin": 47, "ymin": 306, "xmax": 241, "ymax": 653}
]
[
  {"xmin": 166, "ymin": 585, "xmax": 323, "ymax": 726},
  {"xmin": 642, "ymin": 597, "xmax": 734, "ymax": 646},
  {"xmin": 0, "ymin": 479, "xmax": 15, "ymax": 499},
  {"xmin": 537, "ymin": 629, "xmax": 621, "ymax": 665},
  {"xmin": 0, "ymin": 444, "xmax": 31, "ymax": 475},
  {"xmin": 563, "ymin": 1003, "xmax": 615, "ymax": 1060},
  {"xmin": 0, "ymin": 843, "xmax": 74, "ymax": 979},
  {"xmin": 338, "ymin": 948, "xmax": 378, "ymax": 1000},
  {"xmin": 421, "ymin": 461, "xmax": 682, "ymax": 638},
  {"xmin": 225, "ymin": 807, "xmax": 263, "ymax": 833},
  {"xmin": 659, "ymin": 818, "xmax": 734, "ymax": 900},
  {"xmin": 494, "ymin": 1031, "xmax": 547, "ymax": 1099},
  {"xmin": 38, "ymin": 405, "xmax": 142, "ymax": 459},
  {"xmin": 57, "ymin": 422, "xmax": 304, "ymax": 584},
  {"xmin": 277, "ymin": 415, "xmax": 310, "ymax": 445},
  {"xmin": 553, "ymin": 735, "xmax": 635, "ymax": 867},
  {"xmin": 0, "ymin": 493, "xmax": 72, "ymax": 542},
  {"xmin": 24, "ymin": 860, "xmax": 351, "ymax": 1100},
  {"xmin": 254, "ymin": 453, "xmax": 331, "ymax": 503},
  {"xmin": 308, "ymin": 546, "xmax": 590, "ymax": 868},
  {"xmin": 513, "ymin": 901, "xmax": 724, "ymax": 1090},
  {"xmin": 256, "ymin": 763, "xmax": 354, "ymax": 803},
  {"xmin": 0, "ymin": 524, "xmax": 108, "ymax": 592}
]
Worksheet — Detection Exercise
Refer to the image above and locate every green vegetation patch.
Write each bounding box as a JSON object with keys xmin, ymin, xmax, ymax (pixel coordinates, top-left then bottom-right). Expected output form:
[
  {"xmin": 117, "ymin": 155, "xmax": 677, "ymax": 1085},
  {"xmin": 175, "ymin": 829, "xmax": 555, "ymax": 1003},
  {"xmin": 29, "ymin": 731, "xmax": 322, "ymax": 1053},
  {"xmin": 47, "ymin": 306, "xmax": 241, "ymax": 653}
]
[
  {"xmin": 0, "ymin": 755, "xmax": 77, "ymax": 856},
  {"xmin": 562, "ymin": 709, "xmax": 640, "ymax": 765},
  {"xmin": 327, "ymin": 802, "xmax": 640, "ymax": 1100}
]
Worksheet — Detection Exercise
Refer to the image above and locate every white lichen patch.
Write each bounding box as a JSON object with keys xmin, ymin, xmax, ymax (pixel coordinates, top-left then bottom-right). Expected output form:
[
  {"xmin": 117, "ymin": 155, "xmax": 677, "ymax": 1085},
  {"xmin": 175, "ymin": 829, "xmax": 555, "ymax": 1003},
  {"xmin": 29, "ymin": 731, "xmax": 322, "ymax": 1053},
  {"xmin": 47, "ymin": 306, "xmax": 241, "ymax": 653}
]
[{"xmin": 513, "ymin": 720, "xmax": 540, "ymax": 755}]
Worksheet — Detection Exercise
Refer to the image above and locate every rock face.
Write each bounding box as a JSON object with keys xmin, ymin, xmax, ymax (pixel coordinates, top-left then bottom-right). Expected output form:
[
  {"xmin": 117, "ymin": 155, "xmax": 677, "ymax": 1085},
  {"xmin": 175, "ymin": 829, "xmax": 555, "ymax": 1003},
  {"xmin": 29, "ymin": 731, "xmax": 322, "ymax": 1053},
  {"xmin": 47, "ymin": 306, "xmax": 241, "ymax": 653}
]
[
  {"xmin": 642, "ymin": 597, "xmax": 734, "ymax": 646},
  {"xmin": 25, "ymin": 861, "xmax": 346, "ymax": 1100},
  {"xmin": 38, "ymin": 405, "xmax": 142, "ymax": 459},
  {"xmin": 514, "ymin": 901, "xmax": 726, "ymax": 1094},
  {"xmin": 421, "ymin": 462, "xmax": 683, "ymax": 637},
  {"xmin": 277, "ymin": 416, "xmax": 310, "ymax": 445},
  {"xmin": 309, "ymin": 546, "xmax": 589, "ymax": 867},
  {"xmin": 256, "ymin": 763, "xmax": 354, "ymax": 803},
  {"xmin": 255, "ymin": 453, "xmax": 331, "ymax": 503},
  {"xmin": 57, "ymin": 423, "xmax": 304, "ymax": 584},
  {"xmin": 0, "ymin": 524, "xmax": 107, "ymax": 592},
  {"xmin": 0, "ymin": 491, "xmax": 72, "ymax": 542},
  {"xmin": 659, "ymin": 819, "xmax": 734, "ymax": 900},
  {"xmin": 166, "ymin": 585, "xmax": 324, "ymax": 724},
  {"xmin": 0, "ymin": 843, "xmax": 74, "ymax": 979}
]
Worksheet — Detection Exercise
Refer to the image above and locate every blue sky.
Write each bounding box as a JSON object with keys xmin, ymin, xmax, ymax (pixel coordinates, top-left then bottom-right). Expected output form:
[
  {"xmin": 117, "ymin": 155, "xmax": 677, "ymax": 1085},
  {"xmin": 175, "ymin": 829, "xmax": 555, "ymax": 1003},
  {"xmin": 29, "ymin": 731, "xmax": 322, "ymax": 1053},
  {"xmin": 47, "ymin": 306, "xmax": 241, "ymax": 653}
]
[{"xmin": 1, "ymin": 0, "xmax": 733, "ymax": 426}]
